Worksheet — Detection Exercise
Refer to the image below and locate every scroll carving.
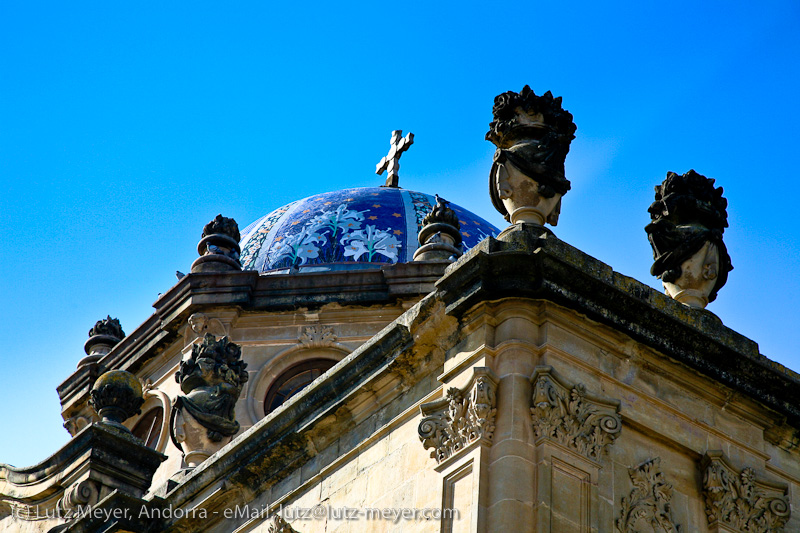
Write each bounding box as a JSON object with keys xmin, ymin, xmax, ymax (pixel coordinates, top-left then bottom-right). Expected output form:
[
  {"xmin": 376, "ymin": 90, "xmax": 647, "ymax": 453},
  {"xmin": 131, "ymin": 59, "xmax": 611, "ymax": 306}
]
[
  {"xmin": 418, "ymin": 367, "xmax": 498, "ymax": 463},
  {"xmin": 299, "ymin": 326, "xmax": 337, "ymax": 348},
  {"xmin": 530, "ymin": 366, "xmax": 621, "ymax": 460},
  {"xmin": 616, "ymin": 457, "xmax": 681, "ymax": 532},
  {"xmin": 702, "ymin": 451, "xmax": 790, "ymax": 532}
]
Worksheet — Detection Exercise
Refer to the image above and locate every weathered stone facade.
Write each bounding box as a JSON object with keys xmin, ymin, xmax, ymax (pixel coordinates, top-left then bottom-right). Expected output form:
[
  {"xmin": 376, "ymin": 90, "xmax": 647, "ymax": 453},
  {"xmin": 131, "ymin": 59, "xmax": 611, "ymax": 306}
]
[{"xmin": 1, "ymin": 91, "xmax": 798, "ymax": 533}]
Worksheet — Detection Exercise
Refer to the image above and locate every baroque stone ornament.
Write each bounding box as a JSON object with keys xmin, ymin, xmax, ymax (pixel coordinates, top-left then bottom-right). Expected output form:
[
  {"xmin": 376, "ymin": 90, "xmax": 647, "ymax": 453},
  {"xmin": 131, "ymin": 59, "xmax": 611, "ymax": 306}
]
[
  {"xmin": 645, "ymin": 170, "xmax": 733, "ymax": 309},
  {"xmin": 80, "ymin": 316, "xmax": 125, "ymax": 368},
  {"xmin": 298, "ymin": 325, "xmax": 337, "ymax": 348},
  {"xmin": 170, "ymin": 334, "xmax": 248, "ymax": 467},
  {"xmin": 616, "ymin": 458, "xmax": 681, "ymax": 533},
  {"xmin": 184, "ymin": 312, "xmax": 228, "ymax": 347},
  {"xmin": 191, "ymin": 214, "xmax": 242, "ymax": 273},
  {"xmin": 89, "ymin": 370, "xmax": 144, "ymax": 432},
  {"xmin": 268, "ymin": 515, "xmax": 300, "ymax": 533},
  {"xmin": 486, "ymin": 85, "xmax": 576, "ymax": 226},
  {"xmin": 530, "ymin": 366, "xmax": 621, "ymax": 460},
  {"xmin": 376, "ymin": 130, "xmax": 414, "ymax": 188},
  {"xmin": 418, "ymin": 367, "xmax": 498, "ymax": 463},
  {"xmin": 413, "ymin": 194, "xmax": 463, "ymax": 262},
  {"xmin": 702, "ymin": 451, "xmax": 790, "ymax": 533}
]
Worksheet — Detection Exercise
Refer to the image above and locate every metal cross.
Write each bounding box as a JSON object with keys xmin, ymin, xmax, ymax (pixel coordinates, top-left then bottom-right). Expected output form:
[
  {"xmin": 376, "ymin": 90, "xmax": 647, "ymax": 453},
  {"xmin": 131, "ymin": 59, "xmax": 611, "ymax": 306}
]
[{"xmin": 376, "ymin": 130, "xmax": 414, "ymax": 187}]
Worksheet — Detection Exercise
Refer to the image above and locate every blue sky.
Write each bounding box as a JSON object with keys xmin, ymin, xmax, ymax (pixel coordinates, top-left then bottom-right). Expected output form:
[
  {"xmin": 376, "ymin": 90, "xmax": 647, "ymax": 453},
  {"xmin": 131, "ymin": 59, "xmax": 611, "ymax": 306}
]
[{"xmin": 1, "ymin": 1, "xmax": 798, "ymax": 467}]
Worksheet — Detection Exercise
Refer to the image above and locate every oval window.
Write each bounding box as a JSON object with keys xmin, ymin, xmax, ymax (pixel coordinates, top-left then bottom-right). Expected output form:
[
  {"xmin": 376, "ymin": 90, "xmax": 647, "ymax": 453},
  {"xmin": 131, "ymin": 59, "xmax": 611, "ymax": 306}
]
[{"xmin": 264, "ymin": 359, "xmax": 337, "ymax": 415}]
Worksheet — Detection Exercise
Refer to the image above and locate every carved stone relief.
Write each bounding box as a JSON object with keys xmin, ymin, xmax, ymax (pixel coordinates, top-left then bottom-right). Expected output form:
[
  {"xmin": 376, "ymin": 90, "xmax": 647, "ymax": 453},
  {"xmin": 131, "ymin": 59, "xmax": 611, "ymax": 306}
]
[
  {"xmin": 298, "ymin": 325, "xmax": 337, "ymax": 348},
  {"xmin": 418, "ymin": 367, "xmax": 498, "ymax": 463},
  {"xmin": 530, "ymin": 366, "xmax": 621, "ymax": 460},
  {"xmin": 702, "ymin": 451, "xmax": 790, "ymax": 533},
  {"xmin": 616, "ymin": 457, "xmax": 681, "ymax": 532},
  {"xmin": 268, "ymin": 515, "xmax": 300, "ymax": 532},
  {"xmin": 184, "ymin": 313, "xmax": 228, "ymax": 347}
]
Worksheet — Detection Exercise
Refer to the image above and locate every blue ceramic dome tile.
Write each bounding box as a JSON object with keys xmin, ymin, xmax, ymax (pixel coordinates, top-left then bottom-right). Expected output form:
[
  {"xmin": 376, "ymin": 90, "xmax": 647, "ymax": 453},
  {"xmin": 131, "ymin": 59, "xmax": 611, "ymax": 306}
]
[{"xmin": 239, "ymin": 187, "xmax": 499, "ymax": 273}]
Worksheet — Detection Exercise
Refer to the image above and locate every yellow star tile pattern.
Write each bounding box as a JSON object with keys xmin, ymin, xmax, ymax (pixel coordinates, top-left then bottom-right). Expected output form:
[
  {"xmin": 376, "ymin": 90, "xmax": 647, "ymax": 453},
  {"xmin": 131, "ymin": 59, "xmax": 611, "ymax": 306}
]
[
  {"xmin": 368, "ymin": 216, "xmax": 378, "ymax": 220},
  {"xmin": 372, "ymin": 204, "xmax": 381, "ymax": 208},
  {"xmin": 392, "ymin": 213, "xmax": 402, "ymax": 217},
  {"xmin": 393, "ymin": 230, "xmax": 403, "ymax": 235},
  {"xmin": 462, "ymin": 231, "xmax": 471, "ymax": 237}
]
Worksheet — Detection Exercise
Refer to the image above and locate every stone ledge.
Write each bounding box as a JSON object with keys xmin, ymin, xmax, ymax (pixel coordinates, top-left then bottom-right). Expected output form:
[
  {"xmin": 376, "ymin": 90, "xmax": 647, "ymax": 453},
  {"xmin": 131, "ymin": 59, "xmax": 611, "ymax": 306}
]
[{"xmin": 436, "ymin": 224, "xmax": 800, "ymax": 429}]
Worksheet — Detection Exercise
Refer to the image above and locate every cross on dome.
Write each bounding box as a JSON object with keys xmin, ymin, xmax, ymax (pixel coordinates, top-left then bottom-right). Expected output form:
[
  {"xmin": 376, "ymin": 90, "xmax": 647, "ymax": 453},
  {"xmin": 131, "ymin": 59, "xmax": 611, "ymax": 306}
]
[{"xmin": 376, "ymin": 130, "xmax": 414, "ymax": 188}]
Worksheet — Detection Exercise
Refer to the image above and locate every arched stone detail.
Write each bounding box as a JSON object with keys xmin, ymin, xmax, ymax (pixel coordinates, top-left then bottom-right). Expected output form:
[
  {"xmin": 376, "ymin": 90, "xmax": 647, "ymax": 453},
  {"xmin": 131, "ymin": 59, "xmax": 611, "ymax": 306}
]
[
  {"xmin": 245, "ymin": 344, "xmax": 350, "ymax": 423},
  {"xmin": 124, "ymin": 380, "xmax": 171, "ymax": 453}
]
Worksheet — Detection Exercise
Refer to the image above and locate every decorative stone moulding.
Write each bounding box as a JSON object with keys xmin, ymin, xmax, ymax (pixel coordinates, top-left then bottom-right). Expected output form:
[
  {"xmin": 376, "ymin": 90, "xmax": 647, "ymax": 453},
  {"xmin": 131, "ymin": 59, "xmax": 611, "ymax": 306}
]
[
  {"xmin": 298, "ymin": 325, "xmax": 337, "ymax": 348},
  {"xmin": 79, "ymin": 315, "xmax": 125, "ymax": 368},
  {"xmin": 646, "ymin": 170, "xmax": 733, "ymax": 309},
  {"xmin": 702, "ymin": 451, "xmax": 790, "ymax": 533},
  {"xmin": 486, "ymin": 85, "xmax": 577, "ymax": 227},
  {"xmin": 170, "ymin": 334, "xmax": 248, "ymax": 467},
  {"xmin": 413, "ymin": 194, "xmax": 463, "ymax": 262},
  {"xmin": 530, "ymin": 366, "xmax": 621, "ymax": 460},
  {"xmin": 616, "ymin": 457, "xmax": 681, "ymax": 532},
  {"xmin": 418, "ymin": 367, "xmax": 498, "ymax": 464},
  {"xmin": 89, "ymin": 370, "xmax": 144, "ymax": 432},
  {"xmin": 191, "ymin": 214, "xmax": 242, "ymax": 273}
]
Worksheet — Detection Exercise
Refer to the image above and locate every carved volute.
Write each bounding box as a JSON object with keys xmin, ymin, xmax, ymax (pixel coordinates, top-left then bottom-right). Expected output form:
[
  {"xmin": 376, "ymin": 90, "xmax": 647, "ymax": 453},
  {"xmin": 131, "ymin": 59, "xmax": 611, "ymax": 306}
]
[{"xmin": 418, "ymin": 367, "xmax": 498, "ymax": 464}]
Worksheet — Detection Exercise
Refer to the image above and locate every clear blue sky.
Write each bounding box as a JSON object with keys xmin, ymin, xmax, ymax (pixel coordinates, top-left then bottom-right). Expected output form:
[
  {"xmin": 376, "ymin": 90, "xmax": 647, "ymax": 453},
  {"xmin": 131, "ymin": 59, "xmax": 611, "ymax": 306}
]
[{"xmin": 1, "ymin": 1, "xmax": 798, "ymax": 467}]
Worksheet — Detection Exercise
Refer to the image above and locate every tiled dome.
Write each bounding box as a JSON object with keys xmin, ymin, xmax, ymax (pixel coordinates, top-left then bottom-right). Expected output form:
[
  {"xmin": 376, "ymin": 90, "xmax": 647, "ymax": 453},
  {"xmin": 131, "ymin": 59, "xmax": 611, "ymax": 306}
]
[{"xmin": 239, "ymin": 187, "xmax": 499, "ymax": 273}]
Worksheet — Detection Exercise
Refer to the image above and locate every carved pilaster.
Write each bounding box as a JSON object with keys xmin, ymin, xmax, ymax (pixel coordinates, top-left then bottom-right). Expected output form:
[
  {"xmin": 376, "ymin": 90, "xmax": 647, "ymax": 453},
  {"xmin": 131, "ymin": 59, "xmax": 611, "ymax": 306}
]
[
  {"xmin": 530, "ymin": 366, "xmax": 621, "ymax": 460},
  {"xmin": 702, "ymin": 451, "xmax": 790, "ymax": 533},
  {"xmin": 616, "ymin": 457, "xmax": 681, "ymax": 532},
  {"xmin": 418, "ymin": 367, "xmax": 498, "ymax": 464}
]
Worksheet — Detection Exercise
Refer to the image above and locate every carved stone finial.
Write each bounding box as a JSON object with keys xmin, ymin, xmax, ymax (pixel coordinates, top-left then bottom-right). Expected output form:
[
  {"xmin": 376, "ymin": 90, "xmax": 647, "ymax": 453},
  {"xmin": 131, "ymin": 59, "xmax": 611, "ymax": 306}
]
[
  {"xmin": 530, "ymin": 366, "xmax": 621, "ymax": 460},
  {"xmin": 413, "ymin": 194, "xmax": 463, "ymax": 262},
  {"xmin": 645, "ymin": 170, "xmax": 733, "ymax": 309},
  {"xmin": 376, "ymin": 130, "xmax": 414, "ymax": 188},
  {"xmin": 702, "ymin": 451, "xmax": 790, "ymax": 533},
  {"xmin": 418, "ymin": 368, "xmax": 498, "ymax": 464},
  {"xmin": 170, "ymin": 334, "xmax": 248, "ymax": 467},
  {"xmin": 89, "ymin": 370, "xmax": 144, "ymax": 431},
  {"xmin": 190, "ymin": 214, "xmax": 242, "ymax": 273},
  {"xmin": 486, "ymin": 85, "xmax": 576, "ymax": 226},
  {"xmin": 80, "ymin": 316, "xmax": 125, "ymax": 369},
  {"xmin": 616, "ymin": 458, "xmax": 681, "ymax": 532}
]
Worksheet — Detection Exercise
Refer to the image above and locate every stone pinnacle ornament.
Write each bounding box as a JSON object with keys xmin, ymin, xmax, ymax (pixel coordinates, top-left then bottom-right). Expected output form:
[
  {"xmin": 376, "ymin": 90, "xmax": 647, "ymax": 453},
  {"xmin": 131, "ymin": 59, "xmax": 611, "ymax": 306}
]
[
  {"xmin": 645, "ymin": 170, "xmax": 733, "ymax": 309},
  {"xmin": 486, "ymin": 85, "xmax": 577, "ymax": 226}
]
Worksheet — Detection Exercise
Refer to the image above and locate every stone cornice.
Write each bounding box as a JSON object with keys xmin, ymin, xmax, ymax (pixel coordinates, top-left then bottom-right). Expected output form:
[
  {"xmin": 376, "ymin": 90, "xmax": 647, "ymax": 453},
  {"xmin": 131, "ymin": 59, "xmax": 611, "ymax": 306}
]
[
  {"xmin": 436, "ymin": 224, "xmax": 800, "ymax": 429},
  {"xmin": 0, "ymin": 424, "xmax": 165, "ymax": 527},
  {"xmin": 57, "ymin": 262, "xmax": 447, "ymax": 411}
]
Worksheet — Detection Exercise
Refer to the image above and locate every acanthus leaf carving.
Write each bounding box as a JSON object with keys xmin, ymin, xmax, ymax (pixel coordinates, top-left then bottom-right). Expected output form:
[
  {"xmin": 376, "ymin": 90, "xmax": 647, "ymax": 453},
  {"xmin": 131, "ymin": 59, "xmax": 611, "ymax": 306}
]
[
  {"xmin": 299, "ymin": 325, "xmax": 337, "ymax": 348},
  {"xmin": 702, "ymin": 451, "xmax": 790, "ymax": 533},
  {"xmin": 530, "ymin": 366, "xmax": 621, "ymax": 460},
  {"xmin": 616, "ymin": 457, "xmax": 681, "ymax": 533},
  {"xmin": 418, "ymin": 367, "xmax": 498, "ymax": 463}
]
